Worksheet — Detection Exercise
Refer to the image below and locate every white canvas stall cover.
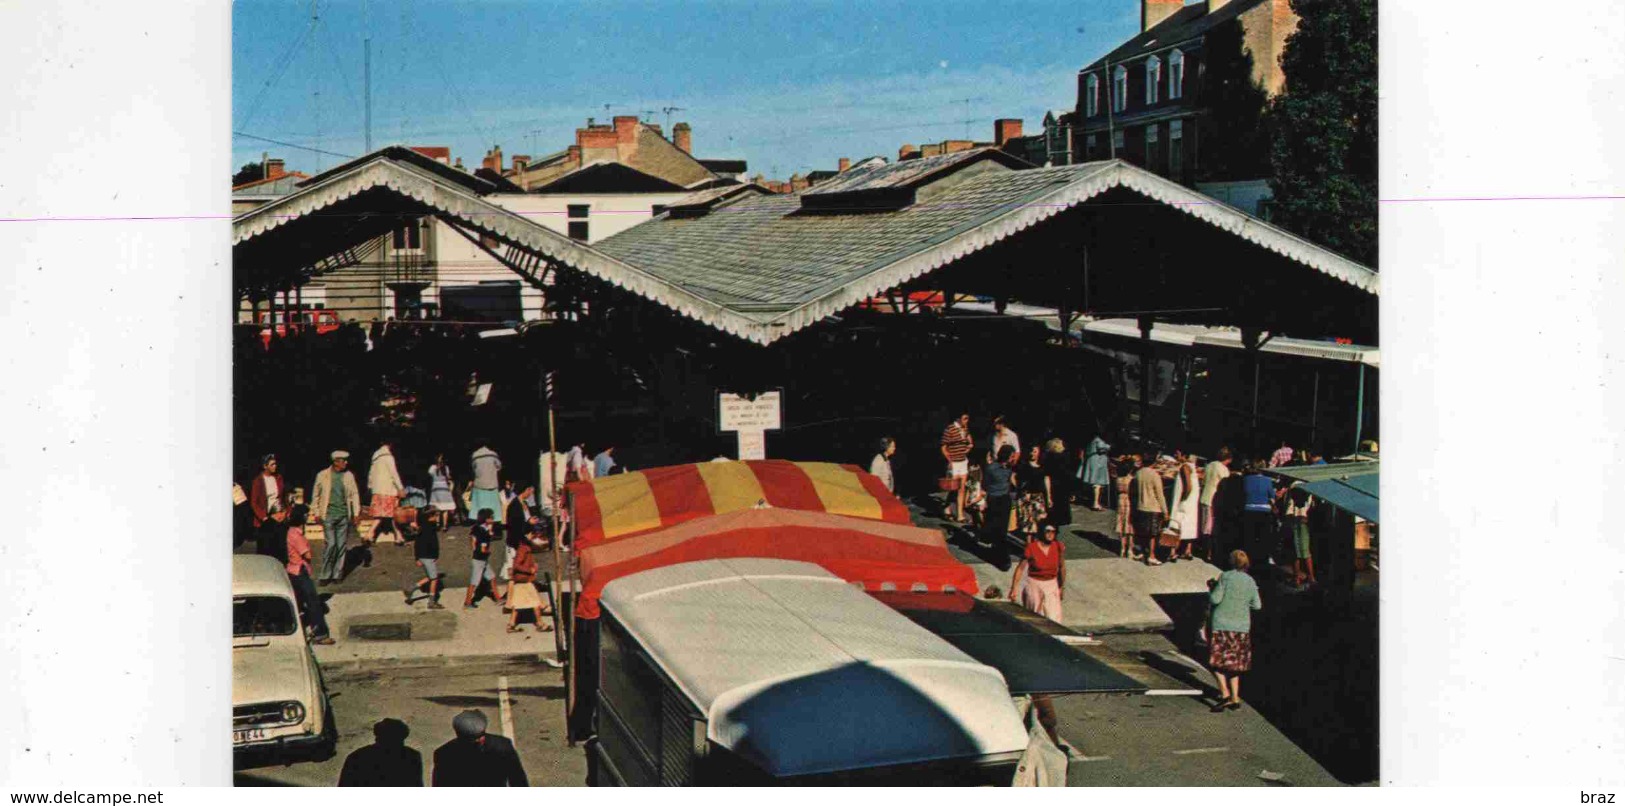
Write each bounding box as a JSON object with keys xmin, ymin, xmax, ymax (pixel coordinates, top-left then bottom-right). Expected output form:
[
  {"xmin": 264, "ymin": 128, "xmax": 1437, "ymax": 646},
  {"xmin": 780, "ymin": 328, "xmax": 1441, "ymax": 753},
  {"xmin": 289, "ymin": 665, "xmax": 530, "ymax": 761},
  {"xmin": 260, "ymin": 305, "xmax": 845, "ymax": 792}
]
[{"xmin": 599, "ymin": 558, "xmax": 1030, "ymax": 778}]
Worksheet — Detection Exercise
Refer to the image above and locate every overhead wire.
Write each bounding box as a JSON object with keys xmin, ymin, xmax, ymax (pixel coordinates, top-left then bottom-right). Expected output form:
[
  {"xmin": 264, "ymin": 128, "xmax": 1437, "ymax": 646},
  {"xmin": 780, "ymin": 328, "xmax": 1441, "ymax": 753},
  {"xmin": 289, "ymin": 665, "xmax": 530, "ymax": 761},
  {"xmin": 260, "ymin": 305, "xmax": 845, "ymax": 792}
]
[
  {"xmin": 237, "ymin": 9, "xmax": 319, "ymax": 131},
  {"xmin": 233, "ymin": 130, "xmax": 356, "ymax": 160}
]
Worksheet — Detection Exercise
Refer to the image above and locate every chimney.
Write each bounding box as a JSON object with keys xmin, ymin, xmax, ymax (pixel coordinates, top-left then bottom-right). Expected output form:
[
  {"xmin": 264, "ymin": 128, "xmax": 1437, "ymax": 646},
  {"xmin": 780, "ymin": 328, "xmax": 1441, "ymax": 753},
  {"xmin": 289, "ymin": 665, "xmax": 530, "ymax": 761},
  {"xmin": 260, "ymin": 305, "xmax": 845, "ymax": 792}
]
[
  {"xmin": 512, "ymin": 154, "xmax": 530, "ymax": 172},
  {"xmin": 482, "ymin": 145, "xmax": 503, "ymax": 172},
  {"xmin": 1143, "ymin": 0, "xmax": 1182, "ymax": 32},
  {"xmin": 994, "ymin": 119, "xmax": 1023, "ymax": 147},
  {"xmin": 265, "ymin": 158, "xmax": 286, "ymax": 178},
  {"xmin": 899, "ymin": 144, "xmax": 917, "ymax": 161},
  {"xmin": 673, "ymin": 122, "xmax": 692, "ymax": 154},
  {"xmin": 613, "ymin": 115, "xmax": 640, "ymax": 146},
  {"xmin": 837, "ymin": 157, "xmax": 850, "ymax": 172},
  {"xmin": 566, "ymin": 145, "xmax": 582, "ymax": 165},
  {"xmin": 454, "ymin": 157, "xmax": 465, "ymax": 171}
]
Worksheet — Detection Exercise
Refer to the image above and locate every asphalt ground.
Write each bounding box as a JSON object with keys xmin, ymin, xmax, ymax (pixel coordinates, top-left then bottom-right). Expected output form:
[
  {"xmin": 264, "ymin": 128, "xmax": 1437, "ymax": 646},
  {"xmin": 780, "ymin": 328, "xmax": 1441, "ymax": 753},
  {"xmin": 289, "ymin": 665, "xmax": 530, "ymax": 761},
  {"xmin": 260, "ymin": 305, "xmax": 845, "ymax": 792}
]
[
  {"xmin": 235, "ymin": 498, "xmax": 1375, "ymax": 785},
  {"xmin": 235, "ymin": 632, "xmax": 1340, "ymax": 787},
  {"xmin": 234, "ymin": 659, "xmax": 585, "ymax": 787}
]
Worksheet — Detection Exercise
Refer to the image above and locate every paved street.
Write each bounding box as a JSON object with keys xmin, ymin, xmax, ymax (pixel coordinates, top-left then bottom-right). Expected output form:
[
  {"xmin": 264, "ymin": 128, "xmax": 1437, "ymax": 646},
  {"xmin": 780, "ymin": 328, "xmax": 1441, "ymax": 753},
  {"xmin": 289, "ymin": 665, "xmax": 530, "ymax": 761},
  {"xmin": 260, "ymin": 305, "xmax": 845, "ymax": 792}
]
[
  {"xmin": 234, "ymin": 659, "xmax": 585, "ymax": 787},
  {"xmin": 236, "ymin": 497, "xmax": 1372, "ymax": 786},
  {"xmin": 233, "ymin": 632, "xmax": 1338, "ymax": 787}
]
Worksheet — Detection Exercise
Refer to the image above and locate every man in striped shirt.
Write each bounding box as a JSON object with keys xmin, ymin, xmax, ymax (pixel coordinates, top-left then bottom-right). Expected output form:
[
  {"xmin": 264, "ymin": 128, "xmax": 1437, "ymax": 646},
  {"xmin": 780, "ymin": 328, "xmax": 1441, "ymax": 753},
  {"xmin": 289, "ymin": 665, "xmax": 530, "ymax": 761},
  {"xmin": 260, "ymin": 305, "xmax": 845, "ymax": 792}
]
[{"xmin": 940, "ymin": 413, "xmax": 973, "ymax": 523}]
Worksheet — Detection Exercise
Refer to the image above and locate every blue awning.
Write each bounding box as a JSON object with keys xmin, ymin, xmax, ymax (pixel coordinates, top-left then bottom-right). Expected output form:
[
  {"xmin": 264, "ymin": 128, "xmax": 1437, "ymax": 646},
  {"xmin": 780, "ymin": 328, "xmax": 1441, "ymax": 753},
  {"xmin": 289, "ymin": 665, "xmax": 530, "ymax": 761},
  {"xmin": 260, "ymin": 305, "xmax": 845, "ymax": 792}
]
[
  {"xmin": 1301, "ymin": 473, "xmax": 1379, "ymax": 523},
  {"xmin": 1271, "ymin": 462, "xmax": 1379, "ymax": 523}
]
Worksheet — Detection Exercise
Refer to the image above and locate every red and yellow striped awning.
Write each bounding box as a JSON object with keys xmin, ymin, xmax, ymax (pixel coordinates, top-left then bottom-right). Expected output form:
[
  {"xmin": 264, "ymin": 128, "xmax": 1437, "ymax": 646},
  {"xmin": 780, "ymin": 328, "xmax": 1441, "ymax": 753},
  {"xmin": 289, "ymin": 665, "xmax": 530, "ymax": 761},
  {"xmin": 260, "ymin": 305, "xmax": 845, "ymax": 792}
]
[{"xmin": 567, "ymin": 460, "xmax": 910, "ymax": 547}]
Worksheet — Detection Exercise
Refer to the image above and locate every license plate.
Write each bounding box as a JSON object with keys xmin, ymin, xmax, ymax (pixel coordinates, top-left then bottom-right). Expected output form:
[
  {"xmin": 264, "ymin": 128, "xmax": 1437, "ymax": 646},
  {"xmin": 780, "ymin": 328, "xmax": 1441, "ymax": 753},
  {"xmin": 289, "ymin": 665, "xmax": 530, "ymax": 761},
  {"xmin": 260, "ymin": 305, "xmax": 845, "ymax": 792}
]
[{"xmin": 233, "ymin": 728, "xmax": 266, "ymax": 744}]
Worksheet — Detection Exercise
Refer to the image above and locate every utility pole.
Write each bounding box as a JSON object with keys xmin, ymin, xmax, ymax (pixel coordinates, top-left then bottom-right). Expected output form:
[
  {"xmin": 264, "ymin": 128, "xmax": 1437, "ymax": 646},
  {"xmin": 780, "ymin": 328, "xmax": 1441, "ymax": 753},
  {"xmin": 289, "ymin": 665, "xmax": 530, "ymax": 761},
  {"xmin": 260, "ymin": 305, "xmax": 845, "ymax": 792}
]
[{"xmin": 363, "ymin": 38, "xmax": 372, "ymax": 153}]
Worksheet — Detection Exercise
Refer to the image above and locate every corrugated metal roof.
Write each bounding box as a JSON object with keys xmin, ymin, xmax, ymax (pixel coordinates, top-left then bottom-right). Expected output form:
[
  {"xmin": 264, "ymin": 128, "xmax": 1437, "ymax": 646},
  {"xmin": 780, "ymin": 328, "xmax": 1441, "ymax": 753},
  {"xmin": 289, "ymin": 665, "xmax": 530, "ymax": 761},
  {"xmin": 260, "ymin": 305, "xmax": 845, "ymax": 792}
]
[
  {"xmin": 802, "ymin": 148, "xmax": 1006, "ymax": 197},
  {"xmin": 600, "ymin": 558, "xmax": 1029, "ymax": 777},
  {"xmin": 597, "ymin": 158, "xmax": 1378, "ymax": 341},
  {"xmin": 235, "ymin": 151, "xmax": 1378, "ymax": 347}
]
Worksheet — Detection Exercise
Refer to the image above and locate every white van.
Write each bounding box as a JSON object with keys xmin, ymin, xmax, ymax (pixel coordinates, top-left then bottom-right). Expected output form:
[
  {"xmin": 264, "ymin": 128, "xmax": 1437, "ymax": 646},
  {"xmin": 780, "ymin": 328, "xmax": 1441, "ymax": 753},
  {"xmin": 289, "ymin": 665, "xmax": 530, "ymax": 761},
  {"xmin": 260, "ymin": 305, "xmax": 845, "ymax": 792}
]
[
  {"xmin": 590, "ymin": 558, "xmax": 1033, "ymax": 785},
  {"xmin": 232, "ymin": 555, "xmax": 336, "ymax": 761}
]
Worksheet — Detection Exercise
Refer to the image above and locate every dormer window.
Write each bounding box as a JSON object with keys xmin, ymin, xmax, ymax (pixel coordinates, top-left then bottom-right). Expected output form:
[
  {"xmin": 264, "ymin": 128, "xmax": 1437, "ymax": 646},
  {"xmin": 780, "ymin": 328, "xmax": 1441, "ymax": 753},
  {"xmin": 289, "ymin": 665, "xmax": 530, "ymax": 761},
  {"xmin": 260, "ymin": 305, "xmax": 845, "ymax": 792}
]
[
  {"xmin": 1112, "ymin": 66, "xmax": 1128, "ymax": 113},
  {"xmin": 1168, "ymin": 49, "xmax": 1185, "ymax": 100},
  {"xmin": 1085, "ymin": 73, "xmax": 1100, "ymax": 117},
  {"xmin": 1145, "ymin": 56, "xmax": 1161, "ymax": 105}
]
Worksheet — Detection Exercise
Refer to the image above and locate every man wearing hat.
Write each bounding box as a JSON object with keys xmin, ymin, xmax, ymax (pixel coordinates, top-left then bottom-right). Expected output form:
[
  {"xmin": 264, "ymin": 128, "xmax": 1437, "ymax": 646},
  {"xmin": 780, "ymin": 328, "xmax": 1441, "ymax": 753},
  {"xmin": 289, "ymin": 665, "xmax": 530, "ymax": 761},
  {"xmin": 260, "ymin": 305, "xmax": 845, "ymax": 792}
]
[
  {"xmin": 311, "ymin": 450, "xmax": 362, "ymax": 584},
  {"xmin": 249, "ymin": 453, "xmax": 290, "ymax": 561},
  {"xmin": 431, "ymin": 709, "xmax": 528, "ymax": 787}
]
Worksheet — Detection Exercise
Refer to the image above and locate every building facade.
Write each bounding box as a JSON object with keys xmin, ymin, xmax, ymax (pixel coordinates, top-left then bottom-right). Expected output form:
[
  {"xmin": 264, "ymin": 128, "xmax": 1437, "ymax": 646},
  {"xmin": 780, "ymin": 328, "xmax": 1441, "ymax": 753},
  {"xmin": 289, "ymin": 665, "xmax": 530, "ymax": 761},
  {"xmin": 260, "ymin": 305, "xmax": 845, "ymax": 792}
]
[{"xmin": 1073, "ymin": 0, "xmax": 1298, "ymax": 213}]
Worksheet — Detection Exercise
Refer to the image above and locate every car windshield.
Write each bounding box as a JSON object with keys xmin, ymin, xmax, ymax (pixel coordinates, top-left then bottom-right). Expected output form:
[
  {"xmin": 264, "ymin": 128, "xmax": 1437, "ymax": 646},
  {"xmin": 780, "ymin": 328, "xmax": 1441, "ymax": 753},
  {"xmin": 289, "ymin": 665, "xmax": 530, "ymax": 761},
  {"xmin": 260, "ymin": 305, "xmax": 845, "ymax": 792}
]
[{"xmin": 234, "ymin": 596, "xmax": 298, "ymax": 637}]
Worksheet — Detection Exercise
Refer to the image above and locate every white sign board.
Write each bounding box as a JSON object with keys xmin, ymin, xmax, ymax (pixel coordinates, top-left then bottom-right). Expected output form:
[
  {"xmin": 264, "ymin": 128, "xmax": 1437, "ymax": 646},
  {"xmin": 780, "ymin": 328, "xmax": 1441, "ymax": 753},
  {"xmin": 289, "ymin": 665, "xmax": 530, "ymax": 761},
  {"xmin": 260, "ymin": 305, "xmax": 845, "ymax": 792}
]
[
  {"xmin": 719, "ymin": 391, "xmax": 782, "ymax": 432},
  {"xmin": 736, "ymin": 430, "xmax": 766, "ymax": 461},
  {"xmin": 719, "ymin": 390, "xmax": 782, "ymax": 461}
]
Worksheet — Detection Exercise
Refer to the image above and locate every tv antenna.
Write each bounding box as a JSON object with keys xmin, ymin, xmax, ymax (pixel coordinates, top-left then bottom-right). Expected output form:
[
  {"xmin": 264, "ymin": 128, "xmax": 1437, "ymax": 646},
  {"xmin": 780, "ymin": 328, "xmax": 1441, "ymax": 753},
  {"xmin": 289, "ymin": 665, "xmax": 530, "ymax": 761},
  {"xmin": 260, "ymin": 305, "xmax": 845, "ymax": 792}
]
[{"xmin": 662, "ymin": 105, "xmax": 686, "ymax": 131}]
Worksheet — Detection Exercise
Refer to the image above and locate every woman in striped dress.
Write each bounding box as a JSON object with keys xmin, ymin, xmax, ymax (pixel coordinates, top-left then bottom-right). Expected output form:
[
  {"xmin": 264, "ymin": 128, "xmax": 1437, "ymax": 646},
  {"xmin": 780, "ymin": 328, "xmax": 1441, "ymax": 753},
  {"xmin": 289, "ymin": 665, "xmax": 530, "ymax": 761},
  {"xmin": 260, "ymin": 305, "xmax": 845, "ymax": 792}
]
[{"xmin": 1113, "ymin": 459, "xmax": 1136, "ymax": 558}]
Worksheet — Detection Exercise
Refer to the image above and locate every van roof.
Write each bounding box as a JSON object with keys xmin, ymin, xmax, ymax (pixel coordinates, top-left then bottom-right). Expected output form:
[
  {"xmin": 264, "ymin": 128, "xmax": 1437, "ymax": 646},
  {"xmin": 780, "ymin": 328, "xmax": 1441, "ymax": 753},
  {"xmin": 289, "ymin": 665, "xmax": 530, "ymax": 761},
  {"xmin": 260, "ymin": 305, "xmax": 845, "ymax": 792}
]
[
  {"xmin": 600, "ymin": 558, "xmax": 1030, "ymax": 778},
  {"xmin": 232, "ymin": 555, "xmax": 296, "ymax": 598}
]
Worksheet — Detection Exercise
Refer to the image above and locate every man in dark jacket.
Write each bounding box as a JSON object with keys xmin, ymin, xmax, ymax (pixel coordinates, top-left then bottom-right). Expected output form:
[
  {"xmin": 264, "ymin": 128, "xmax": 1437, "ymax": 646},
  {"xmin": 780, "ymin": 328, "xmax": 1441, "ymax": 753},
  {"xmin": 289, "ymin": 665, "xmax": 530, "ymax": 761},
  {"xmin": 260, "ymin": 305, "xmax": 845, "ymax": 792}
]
[
  {"xmin": 431, "ymin": 710, "xmax": 528, "ymax": 787},
  {"xmin": 249, "ymin": 453, "xmax": 290, "ymax": 560}
]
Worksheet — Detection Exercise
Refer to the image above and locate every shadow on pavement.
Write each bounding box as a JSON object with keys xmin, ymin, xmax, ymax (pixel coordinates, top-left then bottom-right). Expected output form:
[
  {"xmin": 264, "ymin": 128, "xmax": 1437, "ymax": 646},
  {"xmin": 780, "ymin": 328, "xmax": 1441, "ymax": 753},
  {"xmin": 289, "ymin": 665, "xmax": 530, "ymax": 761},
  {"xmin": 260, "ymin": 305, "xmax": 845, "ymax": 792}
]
[
  {"xmin": 420, "ymin": 694, "xmax": 501, "ymax": 708},
  {"xmin": 1158, "ymin": 576, "xmax": 1380, "ymax": 784},
  {"xmin": 943, "ymin": 524, "xmax": 1014, "ymax": 572},
  {"xmin": 233, "ymin": 771, "xmax": 297, "ymax": 786}
]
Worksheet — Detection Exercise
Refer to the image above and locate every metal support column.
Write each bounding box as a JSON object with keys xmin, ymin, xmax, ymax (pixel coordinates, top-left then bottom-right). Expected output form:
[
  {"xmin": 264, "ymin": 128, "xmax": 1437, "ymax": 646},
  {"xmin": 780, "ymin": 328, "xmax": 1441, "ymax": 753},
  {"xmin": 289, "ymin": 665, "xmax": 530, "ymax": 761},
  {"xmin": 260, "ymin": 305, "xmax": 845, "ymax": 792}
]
[
  {"xmin": 1138, "ymin": 315, "xmax": 1154, "ymax": 442},
  {"xmin": 1353, "ymin": 363, "xmax": 1366, "ymax": 456},
  {"xmin": 1241, "ymin": 327, "xmax": 1262, "ymax": 451},
  {"xmin": 1309, "ymin": 369, "xmax": 1320, "ymax": 450}
]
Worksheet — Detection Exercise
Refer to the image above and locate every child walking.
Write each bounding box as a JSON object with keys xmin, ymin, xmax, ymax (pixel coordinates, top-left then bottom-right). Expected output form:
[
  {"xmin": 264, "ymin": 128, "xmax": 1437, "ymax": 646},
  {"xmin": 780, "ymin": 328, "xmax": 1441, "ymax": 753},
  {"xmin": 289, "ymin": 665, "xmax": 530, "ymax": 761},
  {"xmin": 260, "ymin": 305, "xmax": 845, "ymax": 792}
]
[
  {"xmin": 403, "ymin": 511, "xmax": 445, "ymax": 609},
  {"xmin": 464, "ymin": 508, "xmax": 507, "ymax": 610}
]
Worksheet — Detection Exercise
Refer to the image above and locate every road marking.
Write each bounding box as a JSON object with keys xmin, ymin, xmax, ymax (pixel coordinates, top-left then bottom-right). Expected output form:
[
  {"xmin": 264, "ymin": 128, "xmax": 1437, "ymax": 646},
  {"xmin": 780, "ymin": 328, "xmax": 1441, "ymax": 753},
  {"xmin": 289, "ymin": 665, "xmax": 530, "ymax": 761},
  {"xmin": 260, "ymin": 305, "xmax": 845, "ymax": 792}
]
[
  {"xmin": 1173, "ymin": 746, "xmax": 1229, "ymax": 755},
  {"xmin": 498, "ymin": 675, "xmax": 516, "ymax": 740}
]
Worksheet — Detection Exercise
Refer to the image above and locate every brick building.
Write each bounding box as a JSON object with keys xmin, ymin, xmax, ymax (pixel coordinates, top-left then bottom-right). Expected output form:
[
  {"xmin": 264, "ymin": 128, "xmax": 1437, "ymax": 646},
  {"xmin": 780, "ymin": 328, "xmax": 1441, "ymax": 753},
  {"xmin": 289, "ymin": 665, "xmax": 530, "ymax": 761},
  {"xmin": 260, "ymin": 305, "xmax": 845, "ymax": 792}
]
[
  {"xmin": 503, "ymin": 115, "xmax": 744, "ymax": 191},
  {"xmin": 1073, "ymin": 0, "xmax": 1298, "ymax": 212},
  {"xmin": 896, "ymin": 117, "xmax": 1072, "ymax": 167}
]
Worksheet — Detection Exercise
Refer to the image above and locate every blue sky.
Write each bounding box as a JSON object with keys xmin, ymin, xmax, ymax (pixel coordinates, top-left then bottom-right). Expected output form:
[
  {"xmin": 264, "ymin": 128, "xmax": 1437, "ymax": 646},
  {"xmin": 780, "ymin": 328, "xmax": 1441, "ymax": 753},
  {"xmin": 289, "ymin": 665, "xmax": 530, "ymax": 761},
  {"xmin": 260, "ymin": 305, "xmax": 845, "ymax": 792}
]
[{"xmin": 232, "ymin": 0, "xmax": 1141, "ymax": 179}]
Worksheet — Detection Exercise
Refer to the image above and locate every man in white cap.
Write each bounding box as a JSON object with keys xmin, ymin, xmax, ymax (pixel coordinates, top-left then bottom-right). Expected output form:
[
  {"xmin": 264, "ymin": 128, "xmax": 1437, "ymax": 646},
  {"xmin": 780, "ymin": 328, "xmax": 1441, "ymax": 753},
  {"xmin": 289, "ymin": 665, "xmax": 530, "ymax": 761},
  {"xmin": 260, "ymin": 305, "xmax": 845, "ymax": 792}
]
[
  {"xmin": 431, "ymin": 709, "xmax": 528, "ymax": 787},
  {"xmin": 311, "ymin": 450, "xmax": 362, "ymax": 584}
]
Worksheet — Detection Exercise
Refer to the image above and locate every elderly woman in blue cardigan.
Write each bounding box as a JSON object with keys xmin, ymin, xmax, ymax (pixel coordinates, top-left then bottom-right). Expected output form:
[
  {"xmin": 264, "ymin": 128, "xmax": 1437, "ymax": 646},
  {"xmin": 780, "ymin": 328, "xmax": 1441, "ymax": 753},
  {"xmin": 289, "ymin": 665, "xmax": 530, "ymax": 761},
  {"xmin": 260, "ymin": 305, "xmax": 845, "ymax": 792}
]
[{"xmin": 1207, "ymin": 549, "xmax": 1263, "ymax": 712}]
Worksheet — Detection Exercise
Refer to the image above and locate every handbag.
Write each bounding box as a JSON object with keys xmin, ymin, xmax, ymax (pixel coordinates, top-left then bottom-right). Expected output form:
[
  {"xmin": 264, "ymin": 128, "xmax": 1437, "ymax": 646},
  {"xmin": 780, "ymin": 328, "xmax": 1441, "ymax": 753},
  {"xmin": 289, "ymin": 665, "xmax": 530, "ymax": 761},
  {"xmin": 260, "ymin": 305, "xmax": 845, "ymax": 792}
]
[{"xmin": 1159, "ymin": 518, "xmax": 1182, "ymax": 547}]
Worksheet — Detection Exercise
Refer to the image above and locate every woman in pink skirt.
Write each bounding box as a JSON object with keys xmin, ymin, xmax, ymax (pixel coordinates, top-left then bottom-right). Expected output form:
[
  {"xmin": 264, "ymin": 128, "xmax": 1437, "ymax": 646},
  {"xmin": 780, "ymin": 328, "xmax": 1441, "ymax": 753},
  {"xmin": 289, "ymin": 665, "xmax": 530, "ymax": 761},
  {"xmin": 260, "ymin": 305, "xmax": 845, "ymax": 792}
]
[{"xmin": 1009, "ymin": 524, "xmax": 1066, "ymax": 744}]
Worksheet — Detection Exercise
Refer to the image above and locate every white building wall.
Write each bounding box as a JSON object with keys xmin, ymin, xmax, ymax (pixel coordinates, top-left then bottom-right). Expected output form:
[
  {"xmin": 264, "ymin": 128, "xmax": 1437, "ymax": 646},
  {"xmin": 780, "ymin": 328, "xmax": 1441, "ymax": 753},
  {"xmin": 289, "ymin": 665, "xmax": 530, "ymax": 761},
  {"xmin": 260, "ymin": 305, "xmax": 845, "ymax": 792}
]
[{"xmin": 490, "ymin": 191, "xmax": 690, "ymax": 242}]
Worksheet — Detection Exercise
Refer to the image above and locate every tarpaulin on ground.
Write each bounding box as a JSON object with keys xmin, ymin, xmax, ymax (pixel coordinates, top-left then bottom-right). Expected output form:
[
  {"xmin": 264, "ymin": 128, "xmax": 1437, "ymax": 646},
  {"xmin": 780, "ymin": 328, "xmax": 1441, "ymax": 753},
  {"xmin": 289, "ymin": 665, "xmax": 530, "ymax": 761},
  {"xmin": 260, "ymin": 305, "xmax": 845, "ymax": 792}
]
[
  {"xmin": 567, "ymin": 460, "xmax": 911, "ymax": 547},
  {"xmin": 575, "ymin": 508, "xmax": 977, "ymax": 619}
]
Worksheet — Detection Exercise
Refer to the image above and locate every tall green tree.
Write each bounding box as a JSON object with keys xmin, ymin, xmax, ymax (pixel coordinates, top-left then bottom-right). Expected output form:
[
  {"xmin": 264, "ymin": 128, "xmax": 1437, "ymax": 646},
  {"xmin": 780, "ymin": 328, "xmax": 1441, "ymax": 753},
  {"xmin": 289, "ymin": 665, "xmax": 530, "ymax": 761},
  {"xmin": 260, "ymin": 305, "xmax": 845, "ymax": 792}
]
[
  {"xmin": 232, "ymin": 161, "xmax": 264, "ymax": 186},
  {"xmin": 1197, "ymin": 19, "xmax": 1271, "ymax": 182},
  {"xmin": 1266, "ymin": 0, "xmax": 1378, "ymax": 267}
]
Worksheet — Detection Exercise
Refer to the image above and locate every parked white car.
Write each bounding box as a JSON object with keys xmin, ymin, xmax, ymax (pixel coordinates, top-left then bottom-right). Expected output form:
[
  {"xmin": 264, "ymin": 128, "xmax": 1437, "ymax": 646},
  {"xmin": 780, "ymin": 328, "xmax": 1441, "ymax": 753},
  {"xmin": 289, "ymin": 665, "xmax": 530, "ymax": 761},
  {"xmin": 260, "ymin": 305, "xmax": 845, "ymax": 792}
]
[{"xmin": 232, "ymin": 555, "xmax": 335, "ymax": 761}]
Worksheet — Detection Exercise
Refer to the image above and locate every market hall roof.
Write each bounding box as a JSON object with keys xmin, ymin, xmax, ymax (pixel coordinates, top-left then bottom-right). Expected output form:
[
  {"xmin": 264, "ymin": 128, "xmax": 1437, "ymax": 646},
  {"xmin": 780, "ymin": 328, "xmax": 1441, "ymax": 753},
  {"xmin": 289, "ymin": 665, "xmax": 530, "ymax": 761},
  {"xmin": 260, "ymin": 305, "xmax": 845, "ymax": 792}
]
[
  {"xmin": 595, "ymin": 150, "xmax": 1378, "ymax": 343},
  {"xmin": 235, "ymin": 146, "xmax": 1378, "ymax": 346},
  {"xmin": 232, "ymin": 150, "xmax": 762, "ymax": 340}
]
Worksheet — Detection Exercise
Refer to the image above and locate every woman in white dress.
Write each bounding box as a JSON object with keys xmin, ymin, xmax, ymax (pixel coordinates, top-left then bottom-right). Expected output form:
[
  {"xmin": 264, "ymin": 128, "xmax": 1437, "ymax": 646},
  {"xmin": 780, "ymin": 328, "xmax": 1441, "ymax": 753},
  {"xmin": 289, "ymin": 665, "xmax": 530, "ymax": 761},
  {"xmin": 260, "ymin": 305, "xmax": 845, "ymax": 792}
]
[{"xmin": 1167, "ymin": 457, "xmax": 1201, "ymax": 562}]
